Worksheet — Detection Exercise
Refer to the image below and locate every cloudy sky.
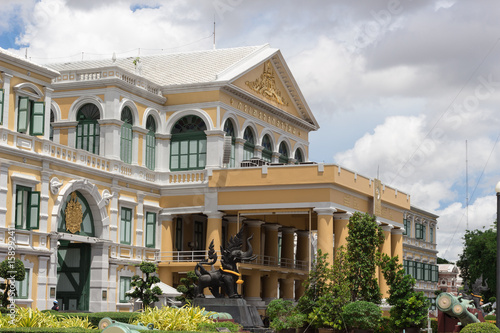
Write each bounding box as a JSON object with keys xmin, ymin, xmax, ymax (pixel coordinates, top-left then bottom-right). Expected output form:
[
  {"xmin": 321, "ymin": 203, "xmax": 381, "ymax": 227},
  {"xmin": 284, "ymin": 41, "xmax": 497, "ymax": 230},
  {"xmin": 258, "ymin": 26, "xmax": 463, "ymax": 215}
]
[{"xmin": 1, "ymin": 0, "xmax": 499, "ymax": 262}]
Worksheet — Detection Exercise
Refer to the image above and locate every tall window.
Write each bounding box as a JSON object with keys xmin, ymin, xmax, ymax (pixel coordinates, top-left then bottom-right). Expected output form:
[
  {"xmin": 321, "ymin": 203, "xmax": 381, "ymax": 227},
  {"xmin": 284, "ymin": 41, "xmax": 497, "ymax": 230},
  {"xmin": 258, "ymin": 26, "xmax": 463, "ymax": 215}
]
[
  {"xmin": 429, "ymin": 227, "xmax": 434, "ymax": 243},
  {"xmin": 15, "ymin": 185, "xmax": 40, "ymax": 230},
  {"xmin": 15, "ymin": 268, "xmax": 29, "ymax": 299},
  {"xmin": 416, "ymin": 262, "xmax": 424, "ymax": 280},
  {"xmin": 261, "ymin": 135, "xmax": 273, "ymax": 162},
  {"xmin": 278, "ymin": 142, "xmax": 289, "ymax": 164},
  {"xmin": 145, "ymin": 212, "xmax": 156, "ymax": 248},
  {"xmin": 145, "ymin": 115, "xmax": 156, "ymax": 170},
  {"xmin": 294, "ymin": 149, "xmax": 304, "ymax": 163},
  {"xmin": 119, "ymin": 276, "xmax": 131, "ymax": 303},
  {"xmin": 223, "ymin": 119, "xmax": 236, "ymax": 167},
  {"xmin": 175, "ymin": 218, "xmax": 183, "ymax": 251},
  {"xmin": 76, "ymin": 103, "xmax": 100, "ymax": 154},
  {"xmin": 403, "ymin": 218, "xmax": 410, "ymax": 236},
  {"xmin": 120, "ymin": 107, "xmax": 133, "ymax": 164},
  {"xmin": 0, "ymin": 89, "xmax": 4, "ymax": 125},
  {"xmin": 194, "ymin": 221, "xmax": 204, "ymax": 250},
  {"xmin": 243, "ymin": 127, "xmax": 255, "ymax": 160},
  {"xmin": 415, "ymin": 223, "xmax": 424, "ymax": 240},
  {"xmin": 170, "ymin": 115, "xmax": 207, "ymax": 171},
  {"xmin": 120, "ymin": 207, "xmax": 132, "ymax": 245},
  {"xmin": 49, "ymin": 109, "xmax": 55, "ymax": 141},
  {"xmin": 422, "ymin": 225, "xmax": 427, "ymax": 241},
  {"xmin": 17, "ymin": 96, "xmax": 45, "ymax": 136}
]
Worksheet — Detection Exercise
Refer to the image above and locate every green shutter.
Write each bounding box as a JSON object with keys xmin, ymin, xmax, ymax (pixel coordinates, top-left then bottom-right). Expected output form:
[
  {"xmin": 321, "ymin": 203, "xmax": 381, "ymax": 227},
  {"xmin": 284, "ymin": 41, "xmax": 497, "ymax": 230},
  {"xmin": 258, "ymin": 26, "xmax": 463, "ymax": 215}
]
[
  {"xmin": 119, "ymin": 277, "xmax": 131, "ymax": 302},
  {"xmin": 120, "ymin": 124, "xmax": 133, "ymax": 164},
  {"xmin": 0, "ymin": 89, "xmax": 4, "ymax": 125},
  {"xmin": 145, "ymin": 212, "xmax": 156, "ymax": 248},
  {"xmin": 15, "ymin": 187, "xmax": 27, "ymax": 229},
  {"xmin": 146, "ymin": 131, "xmax": 155, "ymax": 170},
  {"xmin": 28, "ymin": 191, "xmax": 41, "ymax": 230},
  {"xmin": 17, "ymin": 97, "xmax": 29, "ymax": 133},
  {"xmin": 15, "ymin": 269, "xmax": 30, "ymax": 299},
  {"xmin": 30, "ymin": 102, "xmax": 45, "ymax": 136},
  {"xmin": 120, "ymin": 208, "xmax": 132, "ymax": 244}
]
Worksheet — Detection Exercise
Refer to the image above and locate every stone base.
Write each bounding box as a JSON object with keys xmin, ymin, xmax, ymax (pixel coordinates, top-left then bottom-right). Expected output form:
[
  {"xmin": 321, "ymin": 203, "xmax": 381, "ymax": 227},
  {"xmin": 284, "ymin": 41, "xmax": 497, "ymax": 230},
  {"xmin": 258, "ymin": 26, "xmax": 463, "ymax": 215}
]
[{"xmin": 193, "ymin": 297, "xmax": 265, "ymax": 330}]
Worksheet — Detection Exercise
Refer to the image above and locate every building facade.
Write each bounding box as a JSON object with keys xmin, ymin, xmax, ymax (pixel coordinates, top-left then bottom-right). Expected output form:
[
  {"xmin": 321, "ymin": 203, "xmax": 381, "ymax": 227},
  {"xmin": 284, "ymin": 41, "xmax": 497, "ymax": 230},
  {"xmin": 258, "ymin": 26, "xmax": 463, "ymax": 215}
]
[
  {"xmin": 0, "ymin": 44, "xmax": 437, "ymax": 312},
  {"xmin": 438, "ymin": 264, "xmax": 461, "ymax": 295}
]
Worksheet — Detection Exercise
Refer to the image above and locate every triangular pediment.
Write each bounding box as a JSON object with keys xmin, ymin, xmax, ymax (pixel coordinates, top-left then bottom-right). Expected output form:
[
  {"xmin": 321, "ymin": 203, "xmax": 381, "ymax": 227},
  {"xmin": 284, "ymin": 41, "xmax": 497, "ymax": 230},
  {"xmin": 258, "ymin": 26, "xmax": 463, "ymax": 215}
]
[{"xmin": 229, "ymin": 54, "xmax": 318, "ymax": 128}]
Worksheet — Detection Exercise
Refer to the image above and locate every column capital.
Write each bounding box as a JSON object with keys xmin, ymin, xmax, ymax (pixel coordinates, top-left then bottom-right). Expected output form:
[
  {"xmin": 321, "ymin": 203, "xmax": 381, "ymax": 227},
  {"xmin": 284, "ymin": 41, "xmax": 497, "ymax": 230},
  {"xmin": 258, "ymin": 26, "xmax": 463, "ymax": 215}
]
[
  {"xmin": 314, "ymin": 207, "xmax": 337, "ymax": 215},
  {"xmin": 391, "ymin": 228, "xmax": 404, "ymax": 235},
  {"xmin": 159, "ymin": 212, "xmax": 176, "ymax": 221},
  {"xmin": 380, "ymin": 224, "xmax": 393, "ymax": 232},
  {"xmin": 263, "ymin": 223, "xmax": 281, "ymax": 231},
  {"xmin": 204, "ymin": 211, "xmax": 224, "ymax": 219},
  {"xmin": 280, "ymin": 227, "xmax": 297, "ymax": 234},
  {"xmin": 224, "ymin": 215, "xmax": 239, "ymax": 223},
  {"xmin": 204, "ymin": 129, "xmax": 226, "ymax": 137},
  {"xmin": 333, "ymin": 212, "xmax": 353, "ymax": 220},
  {"xmin": 244, "ymin": 219, "xmax": 264, "ymax": 227},
  {"xmin": 235, "ymin": 138, "xmax": 246, "ymax": 146}
]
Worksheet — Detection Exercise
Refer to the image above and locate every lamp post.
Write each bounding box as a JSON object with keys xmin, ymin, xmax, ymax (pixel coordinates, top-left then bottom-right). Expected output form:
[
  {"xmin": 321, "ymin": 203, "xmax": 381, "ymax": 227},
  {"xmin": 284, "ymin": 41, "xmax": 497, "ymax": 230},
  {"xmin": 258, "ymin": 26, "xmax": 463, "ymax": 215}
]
[{"xmin": 496, "ymin": 181, "xmax": 500, "ymax": 329}]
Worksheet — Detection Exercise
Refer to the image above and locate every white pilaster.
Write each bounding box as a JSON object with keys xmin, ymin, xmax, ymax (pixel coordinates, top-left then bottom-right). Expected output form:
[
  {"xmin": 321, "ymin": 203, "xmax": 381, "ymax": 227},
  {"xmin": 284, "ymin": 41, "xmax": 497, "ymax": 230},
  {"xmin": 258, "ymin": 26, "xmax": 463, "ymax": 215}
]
[
  {"xmin": 1, "ymin": 73, "xmax": 13, "ymax": 129},
  {"xmin": 205, "ymin": 129, "xmax": 225, "ymax": 168},
  {"xmin": 43, "ymin": 87, "xmax": 53, "ymax": 140},
  {"xmin": 0, "ymin": 163, "xmax": 9, "ymax": 228}
]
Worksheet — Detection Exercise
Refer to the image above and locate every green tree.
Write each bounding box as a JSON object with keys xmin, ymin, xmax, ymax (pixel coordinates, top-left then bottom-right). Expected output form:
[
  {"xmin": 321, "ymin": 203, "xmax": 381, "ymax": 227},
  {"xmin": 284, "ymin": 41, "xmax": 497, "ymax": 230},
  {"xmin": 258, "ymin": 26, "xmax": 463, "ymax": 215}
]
[
  {"xmin": 456, "ymin": 226, "xmax": 496, "ymax": 300},
  {"xmin": 126, "ymin": 261, "xmax": 162, "ymax": 310},
  {"xmin": 437, "ymin": 257, "xmax": 453, "ymax": 264},
  {"xmin": 346, "ymin": 212, "xmax": 384, "ymax": 303},
  {"xmin": 176, "ymin": 270, "xmax": 198, "ymax": 304},
  {"xmin": 0, "ymin": 258, "xmax": 25, "ymax": 308}
]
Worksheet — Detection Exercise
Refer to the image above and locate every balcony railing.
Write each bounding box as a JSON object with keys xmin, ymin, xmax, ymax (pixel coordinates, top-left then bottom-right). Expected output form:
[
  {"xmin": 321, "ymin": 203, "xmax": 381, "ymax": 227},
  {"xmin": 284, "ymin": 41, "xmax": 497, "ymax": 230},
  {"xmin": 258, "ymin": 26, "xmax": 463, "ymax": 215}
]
[{"xmin": 157, "ymin": 250, "xmax": 308, "ymax": 271}]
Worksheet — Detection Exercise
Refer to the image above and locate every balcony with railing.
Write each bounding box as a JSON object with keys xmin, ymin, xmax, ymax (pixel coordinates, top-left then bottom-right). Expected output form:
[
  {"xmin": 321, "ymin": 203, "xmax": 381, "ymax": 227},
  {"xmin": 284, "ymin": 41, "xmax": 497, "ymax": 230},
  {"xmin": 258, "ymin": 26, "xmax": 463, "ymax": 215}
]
[{"xmin": 156, "ymin": 250, "xmax": 308, "ymax": 272}]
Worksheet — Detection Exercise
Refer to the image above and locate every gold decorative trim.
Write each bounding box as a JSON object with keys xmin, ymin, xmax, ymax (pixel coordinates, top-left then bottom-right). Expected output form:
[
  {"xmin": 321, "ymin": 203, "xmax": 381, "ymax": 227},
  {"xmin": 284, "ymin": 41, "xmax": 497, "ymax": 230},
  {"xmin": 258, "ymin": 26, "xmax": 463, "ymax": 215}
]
[
  {"xmin": 245, "ymin": 61, "xmax": 289, "ymax": 106},
  {"xmin": 65, "ymin": 192, "xmax": 83, "ymax": 234}
]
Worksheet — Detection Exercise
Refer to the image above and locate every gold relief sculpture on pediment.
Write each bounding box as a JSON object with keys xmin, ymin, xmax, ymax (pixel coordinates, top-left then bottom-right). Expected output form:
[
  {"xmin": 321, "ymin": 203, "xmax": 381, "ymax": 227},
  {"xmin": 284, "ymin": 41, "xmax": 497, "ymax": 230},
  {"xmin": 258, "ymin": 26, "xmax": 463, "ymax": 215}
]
[
  {"xmin": 65, "ymin": 192, "xmax": 83, "ymax": 234},
  {"xmin": 245, "ymin": 61, "xmax": 289, "ymax": 106}
]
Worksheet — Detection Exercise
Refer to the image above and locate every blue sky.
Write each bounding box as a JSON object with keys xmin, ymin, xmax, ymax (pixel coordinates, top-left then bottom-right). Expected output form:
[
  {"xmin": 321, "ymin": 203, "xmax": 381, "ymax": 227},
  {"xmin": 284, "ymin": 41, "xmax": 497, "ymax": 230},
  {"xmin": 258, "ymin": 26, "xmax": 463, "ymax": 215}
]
[{"xmin": 2, "ymin": 0, "xmax": 500, "ymax": 261}]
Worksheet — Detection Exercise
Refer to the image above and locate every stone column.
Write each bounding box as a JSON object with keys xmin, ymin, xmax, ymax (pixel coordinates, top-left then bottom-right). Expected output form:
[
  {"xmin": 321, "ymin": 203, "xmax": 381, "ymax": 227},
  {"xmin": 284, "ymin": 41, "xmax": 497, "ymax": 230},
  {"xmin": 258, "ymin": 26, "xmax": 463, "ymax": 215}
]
[
  {"xmin": 245, "ymin": 220, "xmax": 263, "ymax": 258},
  {"xmin": 333, "ymin": 212, "xmax": 352, "ymax": 257},
  {"xmin": 40, "ymin": 169, "xmax": 51, "ymax": 233},
  {"xmin": 296, "ymin": 230, "xmax": 310, "ymax": 266},
  {"xmin": 89, "ymin": 243, "xmax": 110, "ymax": 312},
  {"xmin": 379, "ymin": 224, "xmax": 393, "ymax": 299},
  {"xmin": 244, "ymin": 273, "xmax": 264, "ymax": 307},
  {"xmin": 109, "ymin": 186, "xmax": 120, "ymax": 243},
  {"xmin": 280, "ymin": 277, "xmax": 294, "ymax": 301},
  {"xmin": 235, "ymin": 138, "xmax": 245, "ymax": 166},
  {"xmin": 314, "ymin": 208, "xmax": 336, "ymax": 265},
  {"xmin": 37, "ymin": 256, "xmax": 50, "ymax": 310},
  {"xmin": 205, "ymin": 211, "xmax": 224, "ymax": 253},
  {"xmin": 225, "ymin": 215, "xmax": 239, "ymax": 245},
  {"xmin": 99, "ymin": 119, "xmax": 121, "ymax": 161},
  {"xmin": 391, "ymin": 228, "xmax": 404, "ymax": 262},
  {"xmin": 1, "ymin": 73, "xmax": 13, "ymax": 128},
  {"xmin": 131, "ymin": 126, "xmax": 142, "ymax": 166},
  {"xmin": 159, "ymin": 212, "xmax": 174, "ymax": 253},
  {"xmin": 264, "ymin": 224, "xmax": 281, "ymax": 266},
  {"xmin": 135, "ymin": 193, "xmax": 145, "ymax": 247},
  {"xmin": 280, "ymin": 227, "xmax": 296, "ymax": 268},
  {"xmin": 0, "ymin": 163, "xmax": 10, "ymax": 228},
  {"xmin": 205, "ymin": 129, "xmax": 225, "ymax": 169},
  {"xmin": 262, "ymin": 273, "xmax": 278, "ymax": 303},
  {"xmin": 108, "ymin": 263, "xmax": 118, "ymax": 311},
  {"xmin": 43, "ymin": 87, "xmax": 53, "ymax": 141}
]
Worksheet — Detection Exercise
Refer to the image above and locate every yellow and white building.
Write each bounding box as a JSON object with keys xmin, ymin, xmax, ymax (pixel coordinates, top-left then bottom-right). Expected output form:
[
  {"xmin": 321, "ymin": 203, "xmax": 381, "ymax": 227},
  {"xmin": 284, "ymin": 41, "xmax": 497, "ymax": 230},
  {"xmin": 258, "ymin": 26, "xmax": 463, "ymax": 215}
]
[{"xmin": 0, "ymin": 44, "xmax": 437, "ymax": 312}]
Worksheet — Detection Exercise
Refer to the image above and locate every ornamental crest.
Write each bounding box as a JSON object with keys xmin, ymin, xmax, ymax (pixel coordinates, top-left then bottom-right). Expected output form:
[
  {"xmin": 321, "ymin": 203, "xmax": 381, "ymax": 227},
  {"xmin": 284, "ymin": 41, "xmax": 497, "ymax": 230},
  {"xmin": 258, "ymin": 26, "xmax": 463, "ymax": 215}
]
[
  {"xmin": 65, "ymin": 192, "xmax": 83, "ymax": 234},
  {"xmin": 245, "ymin": 61, "xmax": 289, "ymax": 106}
]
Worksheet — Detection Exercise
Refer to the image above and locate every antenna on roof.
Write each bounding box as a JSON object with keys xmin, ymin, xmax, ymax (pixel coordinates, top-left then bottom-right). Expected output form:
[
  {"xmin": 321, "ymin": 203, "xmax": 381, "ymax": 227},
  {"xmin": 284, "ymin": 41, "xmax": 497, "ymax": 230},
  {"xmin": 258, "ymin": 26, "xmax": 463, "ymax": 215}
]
[
  {"xmin": 213, "ymin": 14, "xmax": 216, "ymax": 50},
  {"xmin": 25, "ymin": 48, "xmax": 28, "ymax": 59},
  {"xmin": 112, "ymin": 52, "xmax": 116, "ymax": 63}
]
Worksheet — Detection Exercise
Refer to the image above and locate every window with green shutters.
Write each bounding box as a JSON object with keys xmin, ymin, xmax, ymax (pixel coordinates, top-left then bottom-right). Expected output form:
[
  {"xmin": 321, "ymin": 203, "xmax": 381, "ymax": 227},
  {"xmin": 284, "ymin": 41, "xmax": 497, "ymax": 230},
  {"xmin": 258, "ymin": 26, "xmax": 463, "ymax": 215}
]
[
  {"xmin": 0, "ymin": 89, "xmax": 4, "ymax": 125},
  {"xmin": 432, "ymin": 265, "xmax": 439, "ymax": 282},
  {"xmin": 120, "ymin": 107, "xmax": 133, "ymax": 164},
  {"xmin": 278, "ymin": 142, "xmax": 289, "ymax": 164},
  {"xmin": 403, "ymin": 218, "xmax": 410, "ymax": 236},
  {"xmin": 416, "ymin": 262, "xmax": 424, "ymax": 280},
  {"xmin": 422, "ymin": 224, "xmax": 426, "ymax": 241},
  {"xmin": 424, "ymin": 263, "xmax": 431, "ymax": 281},
  {"xmin": 415, "ymin": 223, "xmax": 424, "ymax": 239},
  {"xmin": 145, "ymin": 115, "xmax": 156, "ymax": 170},
  {"xmin": 15, "ymin": 268, "xmax": 30, "ymax": 299},
  {"xmin": 408, "ymin": 260, "xmax": 416, "ymax": 278},
  {"xmin": 17, "ymin": 97, "xmax": 45, "ymax": 135},
  {"xmin": 223, "ymin": 119, "xmax": 236, "ymax": 167},
  {"xmin": 194, "ymin": 221, "xmax": 204, "ymax": 250},
  {"xmin": 15, "ymin": 185, "xmax": 40, "ymax": 230},
  {"xmin": 76, "ymin": 104, "xmax": 100, "ymax": 154},
  {"xmin": 261, "ymin": 135, "xmax": 272, "ymax": 162},
  {"xmin": 243, "ymin": 127, "xmax": 255, "ymax": 160},
  {"xmin": 429, "ymin": 227, "xmax": 434, "ymax": 243},
  {"xmin": 170, "ymin": 116, "xmax": 207, "ymax": 171},
  {"xmin": 119, "ymin": 276, "xmax": 131, "ymax": 303},
  {"xmin": 145, "ymin": 212, "xmax": 156, "ymax": 248},
  {"xmin": 120, "ymin": 207, "xmax": 132, "ymax": 245}
]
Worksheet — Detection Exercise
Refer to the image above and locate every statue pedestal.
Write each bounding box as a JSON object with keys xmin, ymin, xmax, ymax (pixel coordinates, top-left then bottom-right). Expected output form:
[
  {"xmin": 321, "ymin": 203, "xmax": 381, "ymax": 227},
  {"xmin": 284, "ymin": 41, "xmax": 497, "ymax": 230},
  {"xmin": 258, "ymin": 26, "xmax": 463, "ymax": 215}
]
[{"xmin": 192, "ymin": 297, "xmax": 264, "ymax": 330}]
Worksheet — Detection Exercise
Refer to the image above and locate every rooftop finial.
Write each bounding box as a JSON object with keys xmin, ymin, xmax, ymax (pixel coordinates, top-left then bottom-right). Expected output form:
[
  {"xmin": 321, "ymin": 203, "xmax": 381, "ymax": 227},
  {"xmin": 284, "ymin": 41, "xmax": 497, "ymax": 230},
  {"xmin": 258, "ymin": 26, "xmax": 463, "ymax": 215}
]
[{"xmin": 112, "ymin": 52, "xmax": 116, "ymax": 63}]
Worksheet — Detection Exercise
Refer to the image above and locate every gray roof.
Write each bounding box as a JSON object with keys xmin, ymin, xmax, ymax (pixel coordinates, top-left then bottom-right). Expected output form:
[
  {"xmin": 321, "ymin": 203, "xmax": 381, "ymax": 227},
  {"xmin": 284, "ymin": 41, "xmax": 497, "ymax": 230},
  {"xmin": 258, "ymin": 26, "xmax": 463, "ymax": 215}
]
[
  {"xmin": 0, "ymin": 47, "xmax": 60, "ymax": 78},
  {"xmin": 47, "ymin": 45, "xmax": 267, "ymax": 86}
]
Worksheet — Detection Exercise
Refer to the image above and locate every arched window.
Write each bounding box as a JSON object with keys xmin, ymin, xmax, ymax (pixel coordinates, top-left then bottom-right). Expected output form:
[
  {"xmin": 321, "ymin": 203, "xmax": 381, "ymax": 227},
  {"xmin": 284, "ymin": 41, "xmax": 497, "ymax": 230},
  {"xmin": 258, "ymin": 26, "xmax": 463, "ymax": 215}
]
[
  {"xmin": 120, "ymin": 107, "xmax": 133, "ymax": 164},
  {"xmin": 243, "ymin": 127, "xmax": 255, "ymax": 160},
  {"xmin": 223, "ymin": 119, "xmax": 236, "ymax": 167},
  {"xmin": 261, "ymin": 135, "xmax": 273, "ymax": 162},
  {"xmin": 145, "ymin": 115, "xmax": 156, "ymax": 170},
  {"xmin": 76, "ymin": 103, "xmax": 100, "ymax": 154},
  {"xmin": 49, "ymin": 109, "xmax": 55, "ymax": 142},
  {"xmin": 278, "ymin": 142, "xmax": 289, "ymax": 164},
  {"xmin": 170, "ymin": 115, "xmax": 207, "ymax": 171},
  {"xmin": 294, "ymin": 148, "xmax": 304, "ymax": 163},
  {"xmin": 58, "ymin": 191, "xmax": 95, "ymax": 237}
]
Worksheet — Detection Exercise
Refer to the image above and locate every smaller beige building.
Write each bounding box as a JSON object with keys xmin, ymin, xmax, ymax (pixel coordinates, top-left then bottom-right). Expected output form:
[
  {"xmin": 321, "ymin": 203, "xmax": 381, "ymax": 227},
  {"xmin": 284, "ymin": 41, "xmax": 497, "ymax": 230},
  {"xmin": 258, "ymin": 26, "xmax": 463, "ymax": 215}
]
[{"xmin": 438, "ymin": 264, "xmax": 462, "ymax": 295}]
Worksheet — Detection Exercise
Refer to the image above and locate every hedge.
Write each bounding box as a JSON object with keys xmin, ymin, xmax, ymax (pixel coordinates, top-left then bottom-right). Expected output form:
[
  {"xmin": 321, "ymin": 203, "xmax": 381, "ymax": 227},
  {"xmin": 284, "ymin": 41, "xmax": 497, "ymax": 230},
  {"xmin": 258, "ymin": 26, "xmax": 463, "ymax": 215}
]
[
  {"xmin": 0, "ymin": 329, "xmax": 99, "ymax": 333},
  {"xmin": 54, "ymin": 312, "xmax": 140, "ymax": 327}
]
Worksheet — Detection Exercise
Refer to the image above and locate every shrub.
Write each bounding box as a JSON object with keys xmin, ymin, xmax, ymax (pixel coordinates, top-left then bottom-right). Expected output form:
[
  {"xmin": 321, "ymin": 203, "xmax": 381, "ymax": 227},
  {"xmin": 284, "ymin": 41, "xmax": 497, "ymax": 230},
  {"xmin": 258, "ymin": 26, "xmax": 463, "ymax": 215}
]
[
  {"xmin": 131, "ymin": 305, "xmax": 214, "ymax": 331},
  {"xmin": 55, "ymin": 311, "xmax": 139, "ymax": 327},
  {"xmin": 8, "ymin": 307, "xmax": 58, "ymax": 328},
  {"xmin": 57, "ymin": 316, "xmax": 95, "ymax": 329},
  {"xmin": 266, "ymin": 299, "xmax": 305, "ymax": 330},
  {"xmin": 0, "ymin": 329, "xmax": 96, "ymax": 333},
  {"xmin": 460, "ymin": 322, "xmax": 500, "ymax": 333},
  {"xmin": 341, "ymin": 301, "xmax": 381, "ymax": 330},
  {"xmin": 484, "ymin": 314, "xmax": 496, "ymax": 321}
]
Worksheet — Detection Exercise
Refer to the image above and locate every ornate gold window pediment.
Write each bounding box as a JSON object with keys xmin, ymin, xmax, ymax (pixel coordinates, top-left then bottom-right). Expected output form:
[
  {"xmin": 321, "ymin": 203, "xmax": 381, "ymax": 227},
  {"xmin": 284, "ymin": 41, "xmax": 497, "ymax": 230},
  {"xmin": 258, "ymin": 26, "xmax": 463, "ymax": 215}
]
[
  {"xmin": 245, "ymin": 61, "xmax": 289, "ymax": 106},
  {"xmin": 65, "ymin": 192, "xmax": 83, "ymax": 234}
]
